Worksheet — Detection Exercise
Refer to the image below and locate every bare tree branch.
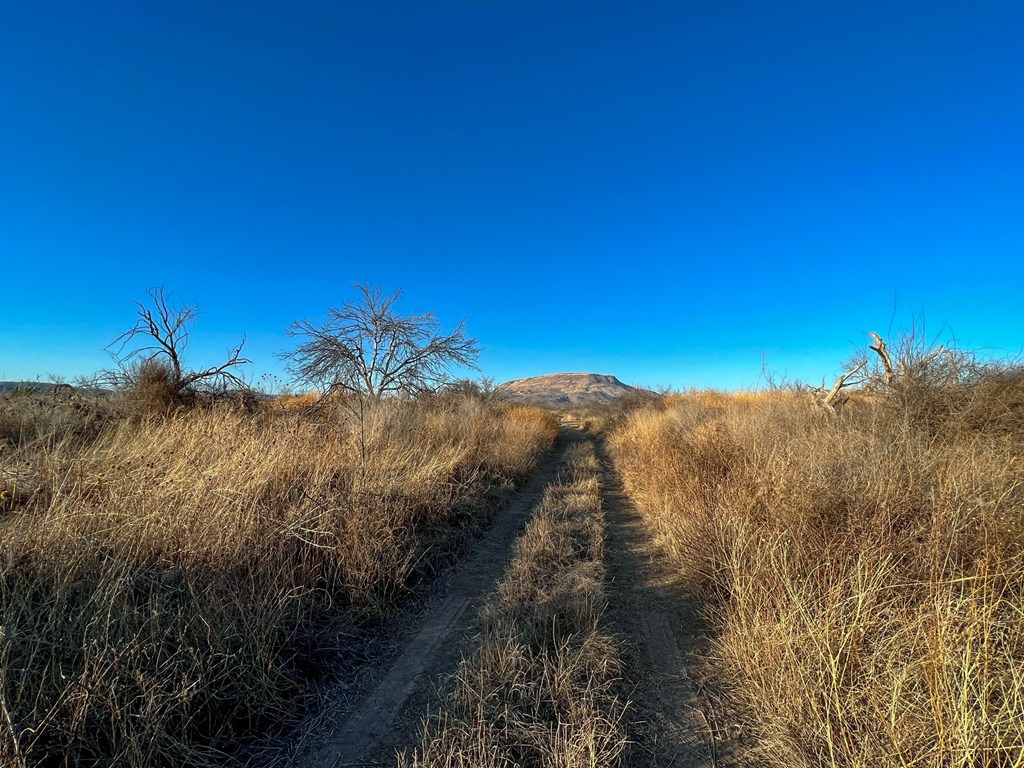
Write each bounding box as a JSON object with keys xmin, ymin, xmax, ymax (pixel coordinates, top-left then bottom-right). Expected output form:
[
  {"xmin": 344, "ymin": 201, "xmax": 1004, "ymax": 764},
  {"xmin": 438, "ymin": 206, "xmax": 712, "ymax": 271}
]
[
  {"xmin": 819, "ymin": 359, "xmax": 867, "ymax": 412},
  {"xmin": 869, "ymin": 331, "xmax": 895, "ymax": 386}
]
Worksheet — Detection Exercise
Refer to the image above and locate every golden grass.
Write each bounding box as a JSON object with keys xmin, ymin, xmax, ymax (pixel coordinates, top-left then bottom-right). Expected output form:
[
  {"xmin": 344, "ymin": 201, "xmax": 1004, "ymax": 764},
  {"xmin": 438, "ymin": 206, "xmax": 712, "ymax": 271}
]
[
  {"xmin": 611, "ymin": 383, "xmax": 1024, "ymax": 768},
  {"xmin": 0, "ymin": 393, "xmax": 557, "ymax": 767},
  {"xmin": 403, "ymin": 440, "xmax": 628, "ymax": 768},
  {"xmin": 273, "ymin": 391, "xmax": 321, "ymax": 410}
]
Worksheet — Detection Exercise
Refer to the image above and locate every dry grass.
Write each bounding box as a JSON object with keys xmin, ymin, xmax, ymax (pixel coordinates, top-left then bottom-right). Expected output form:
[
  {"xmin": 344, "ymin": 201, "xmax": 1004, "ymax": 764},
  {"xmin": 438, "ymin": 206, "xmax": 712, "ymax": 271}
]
[
  {"xmin": 611, "ymin": 371, "xmax": 1024, "ymax": 767},
  {"xmin": 0, "ymin": 391, "xmax": 557, "ymax": 767},
  {"xmin": 403, "ymin": 440, "xmax": 628, "ymax": 768},
  {"xmin": 274, "ymin": 392, "xmax": 322, "ymax": 411},
  {"xmin": 0, "ymin": 390, "xmax": 117, "ymax": 453}
]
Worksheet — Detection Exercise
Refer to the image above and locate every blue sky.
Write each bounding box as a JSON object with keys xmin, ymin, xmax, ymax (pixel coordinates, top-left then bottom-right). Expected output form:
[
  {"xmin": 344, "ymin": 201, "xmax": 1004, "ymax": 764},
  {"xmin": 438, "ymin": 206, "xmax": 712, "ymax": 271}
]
[{"xmin": 2, "ymin": 1, "xmax": 1022, "ymax": 390}]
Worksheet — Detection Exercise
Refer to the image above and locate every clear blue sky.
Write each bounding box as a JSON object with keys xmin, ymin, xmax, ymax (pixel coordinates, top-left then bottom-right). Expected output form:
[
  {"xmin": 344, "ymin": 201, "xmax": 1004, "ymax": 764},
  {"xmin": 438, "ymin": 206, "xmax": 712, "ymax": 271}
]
[{"xmin": 2, "ymin": 1, "xmax": 1022, "ymax": 390}]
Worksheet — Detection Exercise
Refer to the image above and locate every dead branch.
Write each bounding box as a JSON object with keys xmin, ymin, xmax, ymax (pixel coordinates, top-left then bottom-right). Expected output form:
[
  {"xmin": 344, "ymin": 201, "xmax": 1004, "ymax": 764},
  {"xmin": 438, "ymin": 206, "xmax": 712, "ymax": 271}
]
[
  {"xmin": 820, "ymin": 359, "xmax": 866, "ymax": 412},
  {"xmin": 870, "ymin": 330, "xmax": 946, "ymax": 385},
  {"xmin": 868, "ymin": 332, "xmax": 894, "ymax": 386},
  {"xmin": 179, "ymin": 337, "xmax": 251, "ymax": 392},
  {"xmin": 907, "ymin": 345, "xmax": 946, "ymax": 377}
]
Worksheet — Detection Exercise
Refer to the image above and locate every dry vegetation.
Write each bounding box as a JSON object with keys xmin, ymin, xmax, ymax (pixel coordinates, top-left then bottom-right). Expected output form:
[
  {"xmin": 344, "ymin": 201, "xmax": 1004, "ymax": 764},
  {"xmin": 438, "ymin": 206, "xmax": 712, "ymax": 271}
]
[
  {"xmin": 0, "ymin": 389, "xmax": 557, "ymax": 767},
  {"xmin": 611, "ymin": 349, "xmax": 1024, "ymax": 767},
  {"xmin": 404, "ymin": 440, "xmax": 627, "ymax": 768}
]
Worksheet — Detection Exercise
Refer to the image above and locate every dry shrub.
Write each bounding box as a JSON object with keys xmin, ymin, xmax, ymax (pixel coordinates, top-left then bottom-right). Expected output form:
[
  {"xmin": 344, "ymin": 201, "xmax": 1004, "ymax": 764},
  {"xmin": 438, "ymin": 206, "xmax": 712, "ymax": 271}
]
[
  {"xmin": 489, "ymin": 405, "xmax": 561, "ymax": 477},
  {"xmin": 404, "ymin": 441, "xmax": 627, "ymax": 768},
  {"xmin": 0, "ymin": 397, "xmax": 556, "ymax": 767},
  {"xmin": 123, "ymin": 359, "xmax": 184, "ymax": 415},
  {"xmin": 611, "ymin": 368, "xmax": 1024, "ymax": 768}
]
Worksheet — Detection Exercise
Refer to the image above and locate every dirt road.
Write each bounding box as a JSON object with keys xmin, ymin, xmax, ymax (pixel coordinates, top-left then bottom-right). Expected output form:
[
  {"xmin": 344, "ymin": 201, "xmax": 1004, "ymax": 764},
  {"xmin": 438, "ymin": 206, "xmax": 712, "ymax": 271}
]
[
  {"xmin": 297, "ymin": 430, "xmax": 576, "ymax": 767},
  {"xmin": 297, "ymin": 428, "xmax": 722, "ymax": 767}
]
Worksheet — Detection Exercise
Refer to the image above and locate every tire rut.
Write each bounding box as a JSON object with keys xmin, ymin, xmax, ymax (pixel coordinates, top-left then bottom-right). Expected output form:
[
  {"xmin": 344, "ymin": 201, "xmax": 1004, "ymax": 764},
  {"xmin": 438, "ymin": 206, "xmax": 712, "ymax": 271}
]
[
  {"xmin": 596, "ymin": 438, "xmax": 720, "ymax": 768},
  {"xmin": 297, "ymin": 430, "xmax": 576, "ymax": 768}
]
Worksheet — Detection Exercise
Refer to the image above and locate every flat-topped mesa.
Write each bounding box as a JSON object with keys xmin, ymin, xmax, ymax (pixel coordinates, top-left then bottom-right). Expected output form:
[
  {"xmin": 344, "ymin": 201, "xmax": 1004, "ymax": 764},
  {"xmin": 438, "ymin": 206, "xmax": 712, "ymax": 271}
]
[{"xmin": 497, "ymin": 372, "xmax": 647, "ymax": 407}]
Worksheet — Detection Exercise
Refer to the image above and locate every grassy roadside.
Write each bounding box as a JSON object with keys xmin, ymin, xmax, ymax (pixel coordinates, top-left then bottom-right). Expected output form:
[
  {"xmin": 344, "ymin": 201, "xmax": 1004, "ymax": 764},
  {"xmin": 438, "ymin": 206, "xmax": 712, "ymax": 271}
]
[
  {"xmin": 0, "ymin": 392, "xmax": 557, "ymax": 767},
  {"xmin": 610, "ymin": 378, "xmax": 1024, "ymax": 767},
  {"xmin": 403, "ymin": 439, "xmax": 627, "ymax": 768}
]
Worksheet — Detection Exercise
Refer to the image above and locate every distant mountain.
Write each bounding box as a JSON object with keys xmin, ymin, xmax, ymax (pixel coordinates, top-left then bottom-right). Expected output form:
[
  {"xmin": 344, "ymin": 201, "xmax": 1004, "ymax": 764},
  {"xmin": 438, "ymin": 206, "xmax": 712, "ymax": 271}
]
[{"xmin": 497, "ymin": 373, "xmax": 649, "ymax": 408}]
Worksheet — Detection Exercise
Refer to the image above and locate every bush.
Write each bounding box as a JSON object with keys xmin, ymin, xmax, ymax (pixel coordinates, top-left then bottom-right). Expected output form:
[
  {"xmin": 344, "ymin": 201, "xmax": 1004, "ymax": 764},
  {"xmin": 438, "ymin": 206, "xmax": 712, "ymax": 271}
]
[{"xmin": 124, "ymin": 359, "xmax": 184, "ymax": 415}]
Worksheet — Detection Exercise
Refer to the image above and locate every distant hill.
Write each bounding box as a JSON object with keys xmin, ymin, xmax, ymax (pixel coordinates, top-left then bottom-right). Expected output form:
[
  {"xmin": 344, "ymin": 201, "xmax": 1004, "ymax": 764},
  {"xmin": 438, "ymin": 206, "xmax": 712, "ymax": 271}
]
[
  {"xmin": 0, "ymin": 381, "xmax": 108, "ymax": 396},
  {"xmin": 0, "ymin": 381, "xmax": 56, "ymax": 393},
  {"xmin": 497, "ymin": 373, "xmax": 649, "ymax": 408}
]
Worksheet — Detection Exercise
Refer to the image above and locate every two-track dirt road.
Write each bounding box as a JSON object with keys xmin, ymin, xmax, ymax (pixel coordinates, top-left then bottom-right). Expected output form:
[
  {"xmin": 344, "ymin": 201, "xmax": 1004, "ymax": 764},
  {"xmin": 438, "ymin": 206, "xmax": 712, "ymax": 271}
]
[{"xmin": 296, "ymin": 426, "xmax": 720, "ymax": 768}]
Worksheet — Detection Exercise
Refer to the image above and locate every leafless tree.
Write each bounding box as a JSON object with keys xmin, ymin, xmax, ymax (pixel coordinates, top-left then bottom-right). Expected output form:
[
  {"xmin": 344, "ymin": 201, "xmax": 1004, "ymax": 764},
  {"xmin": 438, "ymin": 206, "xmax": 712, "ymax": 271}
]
[
  {"xmin": 106, "ymin": 287, "xmax": 250, "ymax": 399},
  {"xmin": 281, "ymin": 284, "xmax": 479, "ymax": 401}
]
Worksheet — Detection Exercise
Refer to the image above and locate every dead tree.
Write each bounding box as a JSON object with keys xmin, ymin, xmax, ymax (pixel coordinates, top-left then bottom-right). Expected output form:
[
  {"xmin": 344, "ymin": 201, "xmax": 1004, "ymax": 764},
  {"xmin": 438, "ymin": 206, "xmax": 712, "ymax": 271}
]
[
  {"xmin": 869, "ymin": 330, "xmax": 947, "ymax": 386},
  {"xmin": 106, "ymin": 287, "xmax": 250, "ymax": 400},
  {"xmin": 282, "ymin": 284, "xmax": 479, "ymax": 474},
  {"xmin": 816, "ymin": 330, "xmax": 953, "ymax": 412}
]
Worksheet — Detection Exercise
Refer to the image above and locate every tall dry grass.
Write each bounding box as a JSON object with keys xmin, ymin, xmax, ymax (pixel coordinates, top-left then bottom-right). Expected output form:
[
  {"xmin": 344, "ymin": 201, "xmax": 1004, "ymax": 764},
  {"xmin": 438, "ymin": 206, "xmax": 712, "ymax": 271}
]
[
  {"xmin": 404, "ymin": 440, "xmax": 627, "ymax": 768},
  {"xmin": 611, "ymin": 372, "xmax": 1024, "ymax": 767},
  {"xmin": 0, "ymin": 392, "xmax": 557, "ymax": 767}
]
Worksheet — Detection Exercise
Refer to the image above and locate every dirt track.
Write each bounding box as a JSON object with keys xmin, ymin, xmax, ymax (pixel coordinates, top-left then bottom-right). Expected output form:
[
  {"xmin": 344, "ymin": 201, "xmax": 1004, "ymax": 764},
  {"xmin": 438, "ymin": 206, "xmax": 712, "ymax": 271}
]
[
  {"xmin": 297, "ymin": 431, "xmax": 574, "ymax": 767},
  {"xmin": 297, "ymin": 428, "xmax": 722, "ymax": 767}
]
